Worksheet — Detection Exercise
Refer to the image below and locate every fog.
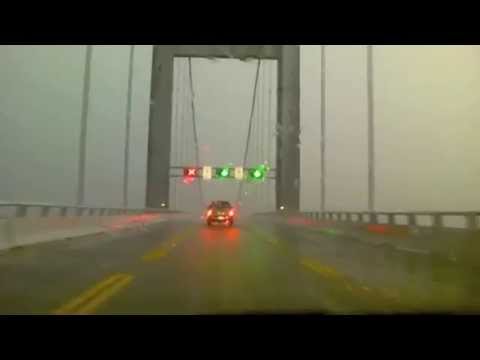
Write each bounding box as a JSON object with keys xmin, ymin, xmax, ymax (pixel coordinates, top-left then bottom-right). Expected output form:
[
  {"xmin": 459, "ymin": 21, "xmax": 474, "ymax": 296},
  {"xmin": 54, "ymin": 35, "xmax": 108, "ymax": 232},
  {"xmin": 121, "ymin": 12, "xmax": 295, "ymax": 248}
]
[
  {"xmin": 170, "ymin": 57, "xmax": 277, "ymax": 214},
  {"xmin": 2, "ymin": 45, "xmax": 480, "ymax": 218}
]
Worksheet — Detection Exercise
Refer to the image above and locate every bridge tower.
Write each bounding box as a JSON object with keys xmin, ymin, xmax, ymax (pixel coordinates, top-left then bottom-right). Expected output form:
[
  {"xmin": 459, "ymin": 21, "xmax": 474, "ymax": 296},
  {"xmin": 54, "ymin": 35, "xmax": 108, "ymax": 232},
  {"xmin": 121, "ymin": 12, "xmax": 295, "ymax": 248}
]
[{"xmin": 146, "ymin": 45, "xmax": 300, "ymax": 211}]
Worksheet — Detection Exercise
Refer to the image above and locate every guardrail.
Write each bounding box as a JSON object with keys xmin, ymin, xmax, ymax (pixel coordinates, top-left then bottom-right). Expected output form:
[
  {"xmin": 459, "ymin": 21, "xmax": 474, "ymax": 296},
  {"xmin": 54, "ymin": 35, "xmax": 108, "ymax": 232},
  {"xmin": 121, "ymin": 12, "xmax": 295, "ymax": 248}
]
[
  {"xmin": 0, "ymin": 202, "xmax": 172, "ymax": 218},
  {"xmin": 0, "ymin": 202, "xmax": 181, "ymax": 252},
  {"xmin": 301, "ymin": 211, "xmax": 480, "ymax": 231},
  {"xmin": 258, "ymin": 210, "xmax": 480, "ymax": 231}
]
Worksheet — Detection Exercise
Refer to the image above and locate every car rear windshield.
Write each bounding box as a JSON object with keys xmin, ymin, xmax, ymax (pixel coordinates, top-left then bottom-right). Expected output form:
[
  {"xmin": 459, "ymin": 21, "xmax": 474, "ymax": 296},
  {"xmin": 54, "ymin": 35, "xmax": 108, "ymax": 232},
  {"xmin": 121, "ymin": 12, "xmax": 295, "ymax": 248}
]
[{"xmin": 211, "ymin": 201, "xmax": 231, "ymax": 209}]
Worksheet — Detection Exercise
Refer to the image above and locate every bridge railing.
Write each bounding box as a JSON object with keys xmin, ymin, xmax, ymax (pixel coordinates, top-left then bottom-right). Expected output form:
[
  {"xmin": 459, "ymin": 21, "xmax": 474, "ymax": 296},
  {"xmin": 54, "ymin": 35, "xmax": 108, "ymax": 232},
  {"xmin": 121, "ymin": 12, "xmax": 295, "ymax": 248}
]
[
  {"xmin": 257, "ymin": 210, "xmax": 480, "ymax": 231},
  {"xmin": 299, "ymin": 211, "xmax": 480, "ymax": 231},
  {"xmin": 0, "ymin": 202, "xmax": 174, "ymax": 219}
]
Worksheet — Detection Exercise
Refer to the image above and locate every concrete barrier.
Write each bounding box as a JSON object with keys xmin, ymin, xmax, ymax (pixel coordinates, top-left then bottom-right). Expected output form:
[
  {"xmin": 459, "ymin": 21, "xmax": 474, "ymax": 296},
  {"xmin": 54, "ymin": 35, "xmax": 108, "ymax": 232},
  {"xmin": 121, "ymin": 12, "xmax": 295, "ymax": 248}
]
[{"xmin": 0, "ymin": 213, "xmax": 172, "ymax": 252}]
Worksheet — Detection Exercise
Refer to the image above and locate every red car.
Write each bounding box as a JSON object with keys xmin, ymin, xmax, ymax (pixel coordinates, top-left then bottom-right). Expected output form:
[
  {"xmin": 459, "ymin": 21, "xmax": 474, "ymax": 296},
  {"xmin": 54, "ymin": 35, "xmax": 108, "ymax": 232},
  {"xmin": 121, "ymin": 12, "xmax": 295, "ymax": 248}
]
[{"xmin": 205, "ymin": 201, "xmax": 235, "ymax": 227}]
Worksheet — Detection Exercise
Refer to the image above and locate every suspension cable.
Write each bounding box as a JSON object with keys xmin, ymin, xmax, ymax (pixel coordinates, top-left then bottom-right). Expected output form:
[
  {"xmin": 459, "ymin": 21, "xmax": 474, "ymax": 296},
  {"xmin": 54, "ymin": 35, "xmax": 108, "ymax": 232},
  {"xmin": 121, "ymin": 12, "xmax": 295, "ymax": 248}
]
[
  {"xmin": 172, "ymin": 60, "xmax": 181, "ymax": 210},
  {"xmin": 255, "ymin": 64, "xmax": 263, "ymax": 211},
  {"xmin": 267, "ymin": 61, "xmax": 274, "ymax": 210},
  {"xmin": 260, "ymin": 62, "xmax": 266, "ymax": 211},
  {"xmin": 187, "ymin": 57, "xmax": 205, "ymax": 207},
  {"xmin": 236, "ymin": 59, "xmax": 262, "ymax": 206},
  {"xmin": 180, "ymin": 60, "xmax": 187, "ymax": 171}
]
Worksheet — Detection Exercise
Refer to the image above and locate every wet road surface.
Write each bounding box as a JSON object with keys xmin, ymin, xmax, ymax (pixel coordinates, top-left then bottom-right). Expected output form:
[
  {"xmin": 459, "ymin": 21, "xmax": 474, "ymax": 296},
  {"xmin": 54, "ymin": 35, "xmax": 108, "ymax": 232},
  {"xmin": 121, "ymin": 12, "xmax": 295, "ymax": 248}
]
[{"xmin": 1, "ymin": 215, "xmax": 480, "ymax": 314}]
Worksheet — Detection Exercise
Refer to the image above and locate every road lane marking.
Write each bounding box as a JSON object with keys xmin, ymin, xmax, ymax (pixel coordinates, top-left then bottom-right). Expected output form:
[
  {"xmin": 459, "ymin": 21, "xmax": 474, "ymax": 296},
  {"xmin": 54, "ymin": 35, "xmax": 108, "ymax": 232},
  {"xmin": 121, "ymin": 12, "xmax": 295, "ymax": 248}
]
[
  {"xmin": 250, "ymin": 226, "xmax": 414, "ymax": 311},
  {"xmin": 141, "ymin": 226, "xmax": 195, "ymax": 263},
  {"xmin": 53, "ymin": 274, "xmax": 124, "ymax": 314},
  {"xmin": 300, "ymin": 258, "xmax": 342, "ymax": 280},
  {"xmin": 142, "ymin": 248, "xmax": 168, "ymax": 262},
  {"xmin": 395, "ymin": 246, "xmax": 430, "ymax": 255},
  {"xmin": 53, "ymin": 273, "xmax": 133, "ymax": 315},
  {"xmin": 76, "ymin": 275, "xmax": 133, "ymax": 314}
]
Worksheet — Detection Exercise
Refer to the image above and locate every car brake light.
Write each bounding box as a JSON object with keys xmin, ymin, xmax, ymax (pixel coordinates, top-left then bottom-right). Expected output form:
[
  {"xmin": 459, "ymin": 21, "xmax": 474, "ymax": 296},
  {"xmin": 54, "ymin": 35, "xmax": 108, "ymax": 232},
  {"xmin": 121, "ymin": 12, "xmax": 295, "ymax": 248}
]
[{"xmin": 228, "ymin": 209, "xmax": 235, "ymax": 217}]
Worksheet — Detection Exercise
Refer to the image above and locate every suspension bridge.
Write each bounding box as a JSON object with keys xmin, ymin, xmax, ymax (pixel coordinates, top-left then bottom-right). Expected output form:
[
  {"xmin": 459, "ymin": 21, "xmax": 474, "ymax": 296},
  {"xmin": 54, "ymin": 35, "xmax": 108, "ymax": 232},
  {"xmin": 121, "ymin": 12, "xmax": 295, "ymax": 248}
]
[{"xmin": 1, "ymin": 45, "xmax": 480, "ymax": 314}]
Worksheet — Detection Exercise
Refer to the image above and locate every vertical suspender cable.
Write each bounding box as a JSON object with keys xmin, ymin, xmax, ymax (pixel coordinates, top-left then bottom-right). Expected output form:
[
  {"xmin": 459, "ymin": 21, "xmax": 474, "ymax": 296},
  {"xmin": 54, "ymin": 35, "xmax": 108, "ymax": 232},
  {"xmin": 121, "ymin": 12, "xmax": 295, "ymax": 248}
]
[
  {"xmin": 267, "ymin": 61, "xmax": 274, "ymax": 211},
  {"xmin": 236, "ymin": 59, "xmax": 262, "ymax": 206},
  {"xmin": 123, "ymin": 45, "xmax": 135, "ymax": 209},
  {"xmin": 172, "ymin": 59, "xmax": 181, "ymax": 210},
  {"xmin": 187, "ymin": 57, "xmax": 204, "ymax": 208}
]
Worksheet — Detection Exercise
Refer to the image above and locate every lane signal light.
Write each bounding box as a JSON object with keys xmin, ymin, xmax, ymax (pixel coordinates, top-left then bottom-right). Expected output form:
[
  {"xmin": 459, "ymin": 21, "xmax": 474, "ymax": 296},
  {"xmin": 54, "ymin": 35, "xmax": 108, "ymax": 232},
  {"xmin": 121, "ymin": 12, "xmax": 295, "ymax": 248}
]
[
  {"xmin": 215, "ymin": 167, "xmax": 233, "ymax": 179},
  {"xmin": 248, "ymin": 164, "xmax": 268, "ymax": 182},
  {"xmin": 234, "ymin": 167, "xmax": 244, "ymax": 180},
  {"xmin": 183, "ymin": 167, "xmax": 199, "ymax": 185},
  {"xmin": 202, "ymin": 166, "xmax": 212, "ymax": 180},
  {"xmin": 183, "ymin": 167, "xmax": 200, "ymax": 177}
]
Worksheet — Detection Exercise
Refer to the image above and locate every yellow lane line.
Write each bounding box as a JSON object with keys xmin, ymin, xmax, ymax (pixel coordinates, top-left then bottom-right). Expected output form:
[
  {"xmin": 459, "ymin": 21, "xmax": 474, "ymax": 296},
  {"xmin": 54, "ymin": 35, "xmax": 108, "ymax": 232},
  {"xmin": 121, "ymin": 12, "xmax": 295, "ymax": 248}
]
[
  {"xmin": 142, "ymin": 248, "xmax": 168, "ymax": 262},
  {"xmin": 141, "ymin": 226, "xmax": 195, "ymax": 263},
  {"xmin": 76, "ymin": 275, "xmax": 133, "ymax": 314},
  {"xmin": 53, "ymin": 273, "xmax": 133, "ymax": 315},
  {"xmin": 251, "ymin": 226, "xmax": 409, "ymax": 310},
  {"xmin": 300, "ymin": 257, "xmax": 407, "ymax": 309},
  {"xmin": 300, "ymin": 257, "xmax": 342, "ymax": 281}
]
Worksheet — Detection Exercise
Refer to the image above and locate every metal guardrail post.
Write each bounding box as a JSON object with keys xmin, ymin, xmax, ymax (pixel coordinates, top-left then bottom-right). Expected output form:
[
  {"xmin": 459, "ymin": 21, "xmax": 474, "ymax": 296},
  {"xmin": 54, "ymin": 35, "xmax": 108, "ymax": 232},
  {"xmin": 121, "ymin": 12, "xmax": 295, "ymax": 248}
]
[
  {"xmin": 466, "ymin": 214, "xmax": 478, "ymax": 231},
  {"xmin": 41, "ymin": 207, "xmax": 50, "ymax": 217},
  {"xmin": 60, "ymin": 207, "xmax": 68, "ymax": 217},
  {"xmin": 432, "ymin": 214, "xmax": 443, "ymax": 229},
  {"xmin": 370, "ymin": 213, "xmax": 378, "ymax": 224},
  {"xmin": 16, "ymin": 206, "xmax": 27, "ymax": 217},
  {"xmin": 388, "ymin": 214, "xmax": 395, "ymax": 225},
  {"xmin": 408, "ymin": 214, "xmax": 417, "ymax": 227},
  {"xmin": 346, "ymin": 213, "xmax": 352, "ymax": 222}
]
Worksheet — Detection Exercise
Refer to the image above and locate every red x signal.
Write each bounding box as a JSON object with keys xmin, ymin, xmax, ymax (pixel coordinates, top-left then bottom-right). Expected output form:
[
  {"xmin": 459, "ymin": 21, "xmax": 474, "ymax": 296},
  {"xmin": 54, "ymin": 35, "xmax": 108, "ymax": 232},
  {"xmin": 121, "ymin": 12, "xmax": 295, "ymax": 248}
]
[{"xmin": 183, "ymin": 167, "xmax": 199, "ymax": 177}]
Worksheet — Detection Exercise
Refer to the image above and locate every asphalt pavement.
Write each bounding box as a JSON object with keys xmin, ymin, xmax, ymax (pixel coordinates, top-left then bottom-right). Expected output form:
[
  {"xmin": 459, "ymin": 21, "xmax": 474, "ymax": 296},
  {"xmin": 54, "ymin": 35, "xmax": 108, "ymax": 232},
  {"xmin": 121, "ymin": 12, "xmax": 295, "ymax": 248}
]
[{"xmin": 1, "ymin": 215, "xmax": 479, "ymax": 314}]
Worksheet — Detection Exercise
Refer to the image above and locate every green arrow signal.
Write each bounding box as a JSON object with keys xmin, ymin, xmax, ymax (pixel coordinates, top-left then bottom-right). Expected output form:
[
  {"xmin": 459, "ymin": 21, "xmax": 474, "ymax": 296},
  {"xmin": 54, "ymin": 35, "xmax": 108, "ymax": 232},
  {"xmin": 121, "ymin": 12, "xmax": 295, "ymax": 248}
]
[
  {"xmin": 247, "ymin": 164, "xmax": 269, "ymax": 182},
  {"xmin": 215, "ymin": 167, "xmax": 233, "ymax": 179}
]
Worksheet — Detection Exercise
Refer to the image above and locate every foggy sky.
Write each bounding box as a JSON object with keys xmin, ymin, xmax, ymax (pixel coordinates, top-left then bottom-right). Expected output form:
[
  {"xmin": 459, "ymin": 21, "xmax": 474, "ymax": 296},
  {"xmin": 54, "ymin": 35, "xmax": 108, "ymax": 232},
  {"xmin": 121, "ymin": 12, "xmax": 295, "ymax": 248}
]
[
  {"xmin": 2, "ymin": 45, "xmax": 480, "ymax": 224},
  {"xmin": 170, "ymin": 57, "xmax": 277, "ymax": 214}
]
